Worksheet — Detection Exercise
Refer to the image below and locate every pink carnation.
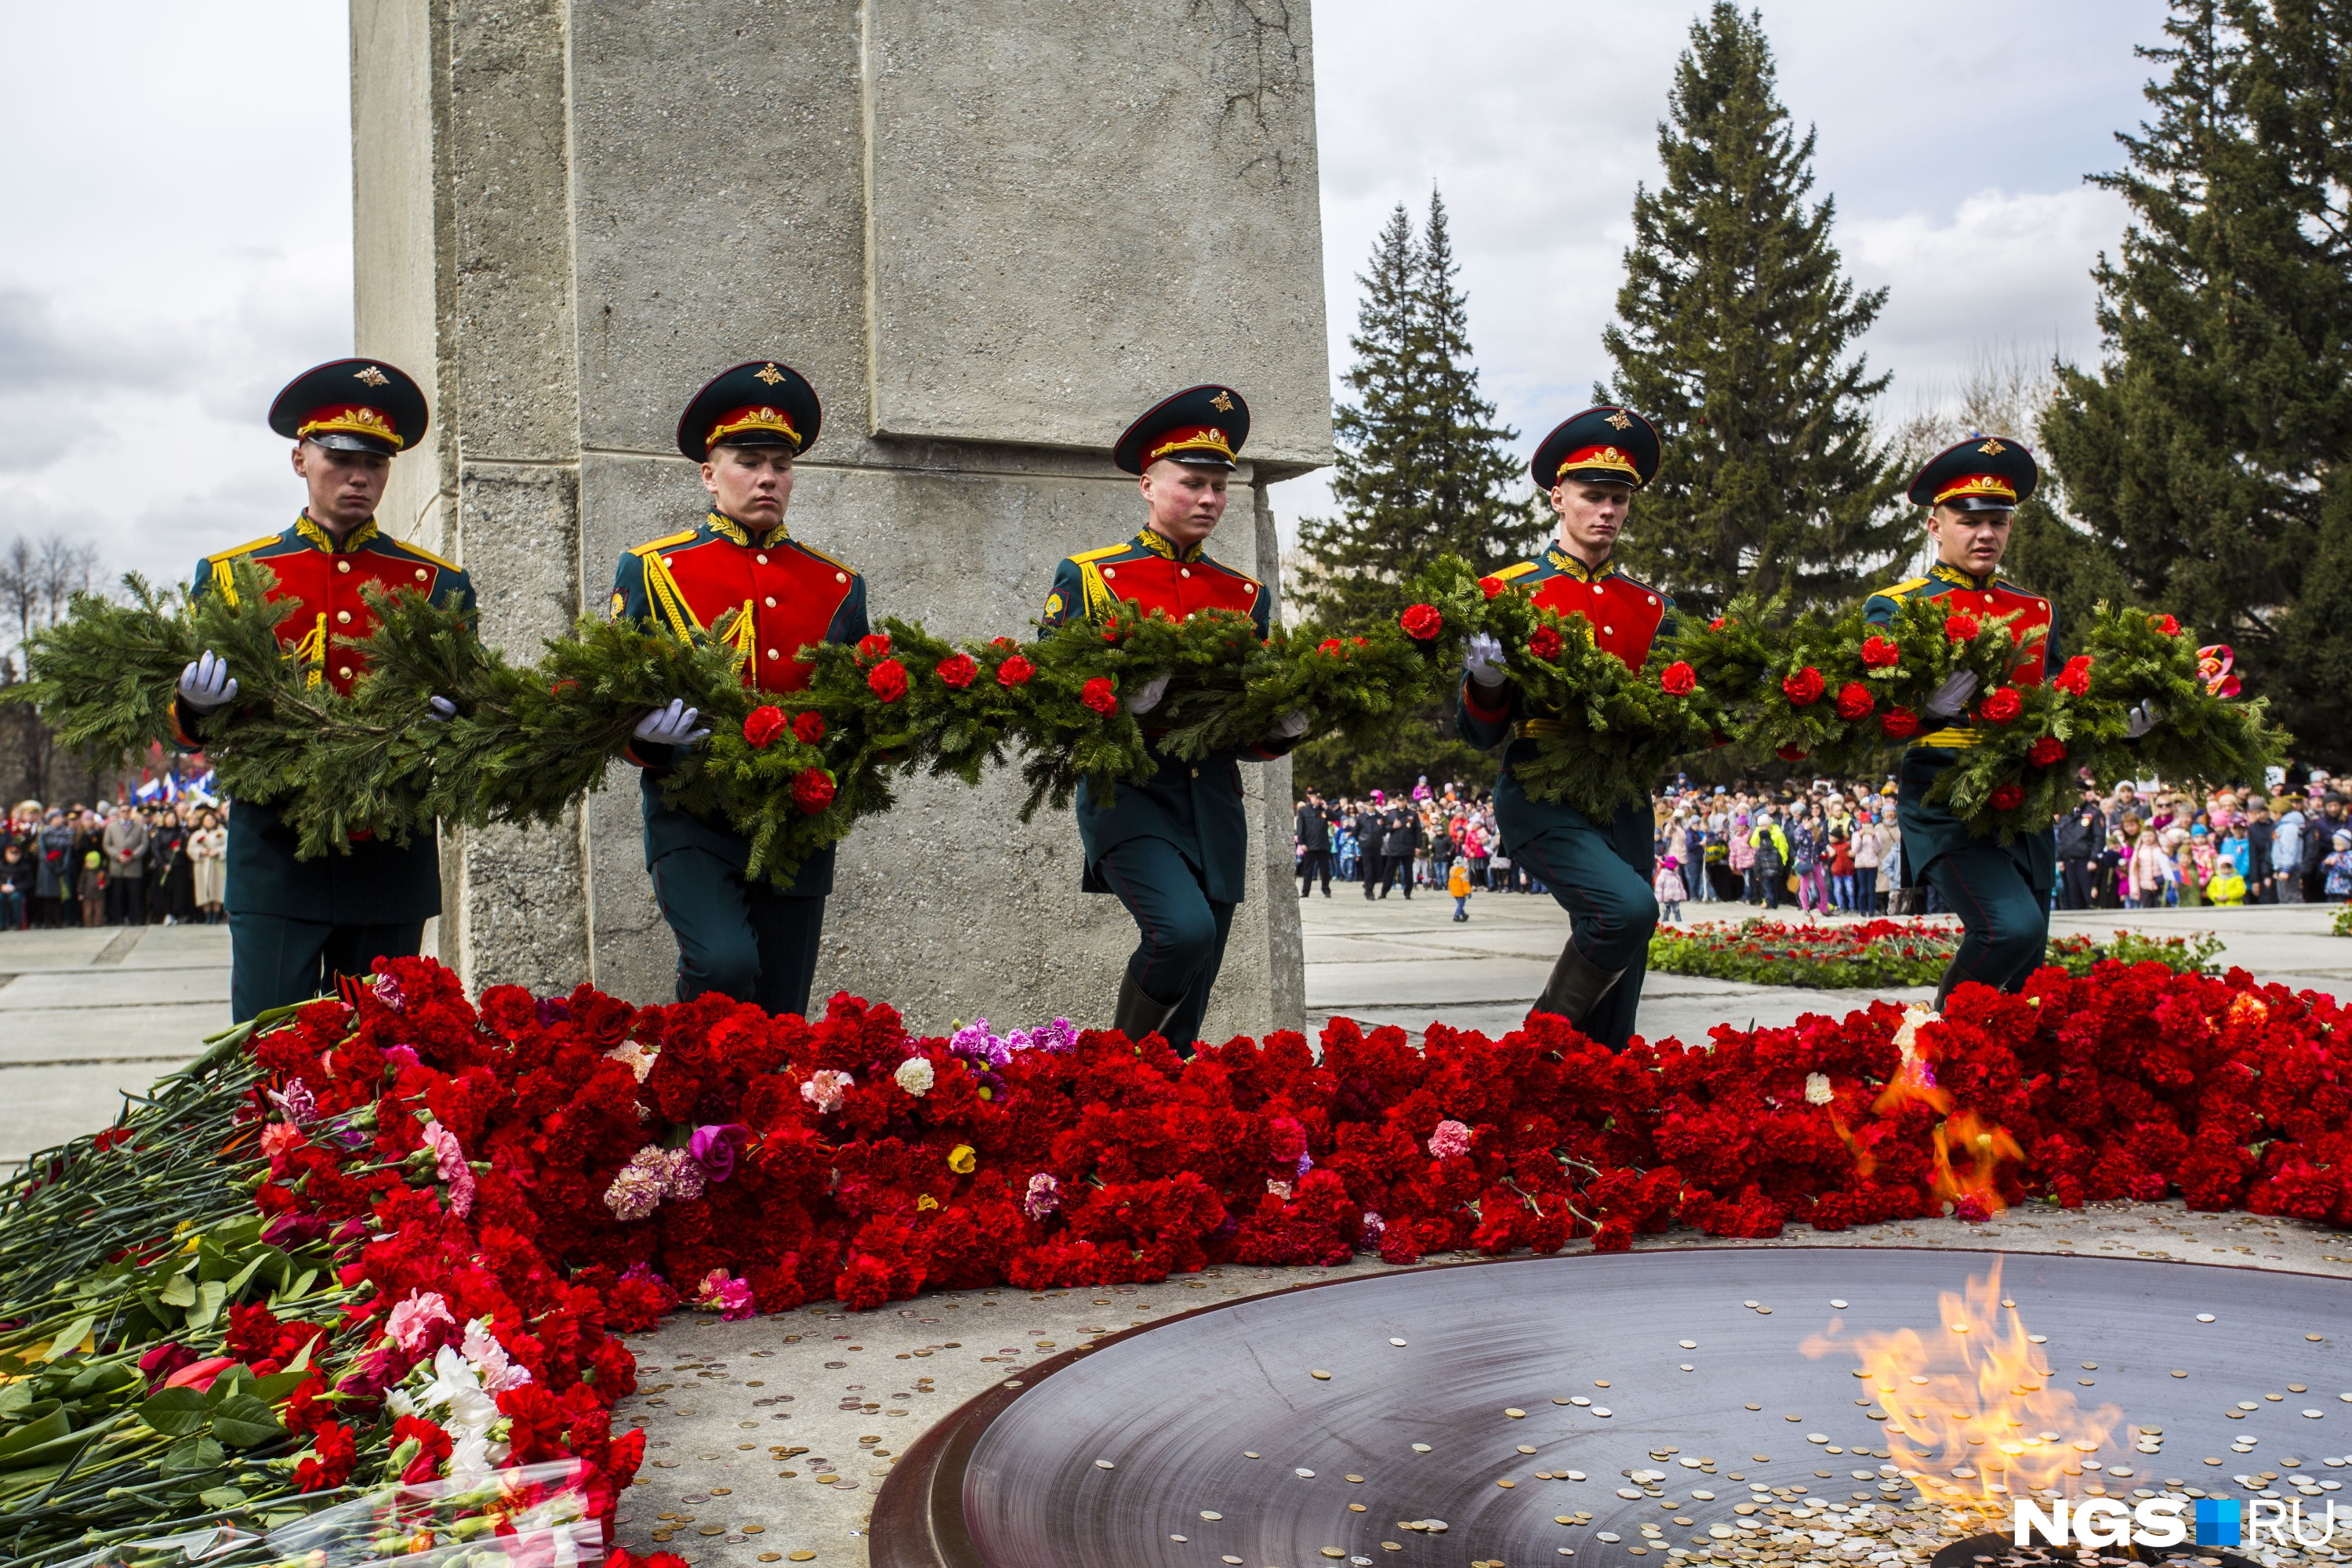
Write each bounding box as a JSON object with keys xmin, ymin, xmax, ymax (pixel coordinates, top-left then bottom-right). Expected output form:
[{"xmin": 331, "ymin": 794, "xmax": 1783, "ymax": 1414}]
[
  {"xmin": 1428, "ymin": 1120, "xmax": 1472, "ymax": 1160},
  {"xmin": 1023, "ymin": 1172, "xmax": 1061, "ymax": 1219},
  {"xmin": 800, "ymin": 1069, "xmax": 855, "ymax": 1114},
  {"xmin": 604, "ymin": 1146, "xmax": 671, "ymax": 1221},
  {"xmin": 695, "ymin": 1269, "xmax": 757, "ymax": 1321},
  {"xmin": 387, "ymin": 1290, "xmax": 456, "ymax": 1355},
  {"xmin": 421, "ymin": 1119, "xmax": 475, "ymax": 1218},
  {"xmin": 260, "ymin": 1123, "xmax": 304, "ymax": 1160}
]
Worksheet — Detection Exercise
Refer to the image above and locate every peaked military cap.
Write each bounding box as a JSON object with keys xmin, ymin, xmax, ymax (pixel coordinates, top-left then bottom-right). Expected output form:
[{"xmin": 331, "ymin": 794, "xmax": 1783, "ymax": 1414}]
[
  {"xmin": 1113, "ymin": 384, "xmax": 1250, "ymax": 475},
  {"xmin": 1531, "ymin": 405, "xmax": 1661, "ymax": 490},
  {"xmin": 677, "ymin": 361, "xmax": 824, "ymax": 462},
  {"xmin": 1908, "ymin": 433, "xmax": 2039, "ymax": 511},
  {"xmin": 268, "ymin": 359, "xmax": 428, "ymax": 456}
]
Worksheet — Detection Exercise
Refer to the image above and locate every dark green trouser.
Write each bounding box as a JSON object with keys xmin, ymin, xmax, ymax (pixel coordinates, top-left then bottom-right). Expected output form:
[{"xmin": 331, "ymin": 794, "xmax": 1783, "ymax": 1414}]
[
  {"xmin": 228, "ymin": 912, "xmax": 425, "ymax": 1022},
  {"xmin": 1499, "ymin": 789, "xmax": 1658, "ymax": 1051},
  {"xmin": 1923, "ymin": 833, "xmax": 2054, "ymax": 998},
  {"xmin": 1094, "ymin": 835, "xmax": 1236, "ymax": 1054},
  {"xmin": 650, "ymin": 845, "xmax": 827, "ymax": 1018}
]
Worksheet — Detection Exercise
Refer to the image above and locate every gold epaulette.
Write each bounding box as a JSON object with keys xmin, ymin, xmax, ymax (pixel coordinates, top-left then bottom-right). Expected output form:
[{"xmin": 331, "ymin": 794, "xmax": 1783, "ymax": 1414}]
[
  {"xmin": 630, "ymin": 529, "xmax": 699, "ymax": 557},
  {"xmin": 390, "ymin": 537, "xmax": 463, "ymax": 572},
  {"xmin": 1913, "ymin": 728, "xmax": 1980, "ymax": 750},
  {"xmin": 1067, "ymin": 542, "xmax": 1132, "ymax": 565},
  {"xmin": 1491, "ymin": 561, "xmax": 1540, "ymax": 584},
  {"xmin": 1874, "ymin": 575, "xmax": 1930, "ymax": 601},
  {"xmin": 205, "ymin": 535, "xmax": 281, "ymax": 565}
]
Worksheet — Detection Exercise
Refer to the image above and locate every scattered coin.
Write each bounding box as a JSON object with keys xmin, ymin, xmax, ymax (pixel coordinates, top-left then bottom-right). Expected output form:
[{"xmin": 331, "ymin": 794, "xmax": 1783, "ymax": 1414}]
[
  {"xmin": 1094, "ymin": 1460, "xmax": 1116, "ymax": 1470},
  {"xmin": 1246, "ymin": 1451, "xmax": 1261, "ymax": 1458},
  {"xmin": 1566, "ymin": 1470, "xmax": 1587, "ymax": 1480},
  {"xmin": 1347, "ymin": 1474, "xmax": 1366, "ymax": 1483},
  {"xmin": 2198, "ymin": 1313, "xmax": 2217, "ymax": 1323},
  {"xmin": 788, "ymin": 1555, "xmax": 815, "ymax": 1564},
  {"xmin": 1742, "ymin": 1300, "xmax": 1759, "ymax": 1308},
  {"xmin": 1518, "ymin": 1445, "xmax": 1537, "ymax": 1455},
  {"xmin": 1201, "ymin": 1511, "xmax": 1224, "ymax": 1520},
  {"xmin": 1830, "ymin": 1300, "xmax": 1849, "ymax": 1309},
  {"xmin": 1593, "ymin": 1407, "xmax": 1613, "ymax": 1417},
  {"xmin": 1312, "ymin": 1370, "xmax": 1332, "ymax": 1380},
  {"xmin": 1506, "ymin": 1407, "xmax": 1528, "ymax": 1418},
  {"xmin": 1297, "ymin": 1467, "xmax": 1316, "ymax": 1478},
  {"xmin": 1498, "ymin": 1479, "xmax": 1516, "ymax": 1489},
  {"xmin": 1412, "ymin": 1443, "xmax": 1432, "ymax": 1453},
  {"xmin": 1390, "ymin": 1338, "xmax": 1407, "ymax": 1346},
  {"xmin": 1171, "ymin": 1534, "xmax": 1189, "ymax": 1543}
]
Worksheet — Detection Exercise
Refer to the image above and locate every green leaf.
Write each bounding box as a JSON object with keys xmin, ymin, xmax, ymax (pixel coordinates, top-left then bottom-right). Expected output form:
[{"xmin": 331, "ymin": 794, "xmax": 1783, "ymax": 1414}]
[
  {"xmin": 139, "ymin": 1386, "xmax": 211, "ymax": 1436},
  {"xmin": 38, "ymin": 1315, "xmax": 94, "ymax": 1363},
  {"xmin": 209, "ymin": 1392, "xmax": 283, "ymax": 1449},
  {"xmin": 158, "ymin": 1271, "xmax": 198, "ymax": 1308},
  {"xmin": 0, "ymin": 1408, "xmax": 72, "ymax": 1463},
  {"xmin": 200, "ymin": 1485, "xmax": 249, "ymax": 1507},
  {"xmin": 160, "ymin": 1433, "xmax": 225, "ymax": 1475},
  {"xmin": 249, "ymin": 1367, "xmax": 310, "ymax": 1403},
  {"xmin": 186, "ymin": 1278, "xmax": 228, "ymax": 1332}
]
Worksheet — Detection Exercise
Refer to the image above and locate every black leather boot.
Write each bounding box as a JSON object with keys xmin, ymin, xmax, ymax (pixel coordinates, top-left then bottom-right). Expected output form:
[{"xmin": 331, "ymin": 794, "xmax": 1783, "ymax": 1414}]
[
  {"xmin": 1113, "ymin": 971, "xmax": 1181, "ymax": 1044},
  {"xmin": 1530, "ymin": 942, "xmax": 1625, "ymax": 1033}
]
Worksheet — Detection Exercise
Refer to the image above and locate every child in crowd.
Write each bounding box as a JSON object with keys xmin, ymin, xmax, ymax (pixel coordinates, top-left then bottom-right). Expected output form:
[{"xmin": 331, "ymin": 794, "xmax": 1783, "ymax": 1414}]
[
  {"xmin": 2327, "ymin": 831, "xmax": 2352, "ymax": 902},
  {"xmin": 1653, "ymin": 854, "xmax": 1686, "ymax": 924},
  {"xmin": 0, "ymin": 842, "xmax": 24, "ymax": 931},
  {"xmin": 1447, "ymin": 858, "xmax": 1472, "ymax": 923}
]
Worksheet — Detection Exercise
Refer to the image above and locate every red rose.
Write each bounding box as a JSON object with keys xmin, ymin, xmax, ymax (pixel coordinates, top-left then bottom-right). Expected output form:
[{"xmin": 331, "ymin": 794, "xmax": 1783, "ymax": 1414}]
[
  {"xmin": 1834, "ymin": 681, "xmax": 1875, "ymax": 720},
  {"xmin": 1660, "ymin": 661, "xmax": 1697, "ymax": 695},
  {"xmin": 791, "ymin": 710, "xmax": 826, "ymax": 745},
  {"xmin": 2028, "ymin": 735, "xmax": 2066, "ymax": 768},
  {"xmin": 996, "ymin": 654, "xmax": 1034, "ymax": 687},
  {"xmin": 2151, "ymin": 613, "xmax": 2182, "ymax": 636},
  {"xmin": 2053, "ymin": 655, "xmax": 2093, "ymax": 695},
  {"xmin": 1882, "ymin": 706, "xmax": 1921, "ymax": 739},
  {"xmin": 1990, "ymin": 783, "xmax": 2025, "ymax": 811},
  {"xmin": 1944, "ymin": 612, "xmax": 1982, "ymax": 643},
  {"xmin": 1478, "ymin": 575, "xmax": 1506, "ymax": 600},
  {"xmin": 1860, "ymin": 633, "xmax": 1900, "ymax": 669},
  {"xmin": 1777, "ymin": 745, "xmax": 1810, "ymax": 761},
  {"xmin": 1780, "ymin": 666, "xmax": 1825, "ymax": 706},
  {"xmin": 1976, "ymin": 684, "xmax": 2022, "ymax": 724},
  {"xmin": 1528, "ymin": 625, "xmax": 1563, "ymax": 660},
  {"xmin": 857, "ymin": 632, "xmax": 891, "ymax": 661},
  {"xmin": 1081, "ymin": 676, "xmax": 1118, "ymax": 715},
  {"xmin": 936, "ymin": 653, "xmax": 978, "ymax": 689},
  {"xmin": 867, "ymin": 658, "xmax": 909, "ymax": 702},
  {"xmin": 1400, "ymin": 604, "xmax": 1443, "ymax": 641},
  {"xmin": 742, "ymin": 705, "xmax": 789, "ymax": 749},
  {"xmin": 791, "ymin": 768, "xmax": 836, "ymax": 815}
]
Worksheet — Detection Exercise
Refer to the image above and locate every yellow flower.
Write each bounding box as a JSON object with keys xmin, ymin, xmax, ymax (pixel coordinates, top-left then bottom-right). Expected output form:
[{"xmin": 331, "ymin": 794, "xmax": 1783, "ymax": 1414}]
[
  {"xmin": 916, "ymin": 1194, "xmax": 939, "ymax": 1212},
  {"xmin": 948, "ymin": 1144, "xmax": 977, "ymax": 1174}
]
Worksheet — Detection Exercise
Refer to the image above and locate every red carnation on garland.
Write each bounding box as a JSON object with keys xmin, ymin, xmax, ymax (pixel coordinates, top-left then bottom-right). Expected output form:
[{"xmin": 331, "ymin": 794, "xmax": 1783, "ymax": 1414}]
[
  {"xmin": 1081, "ymin": 677, "xmax": 1119, "ymax": 715},
  {"xmin": 2028, "ymin": 735, "xmax": 2066, "ymax": 768},
  {"xmin": 935, "ymin": 652, "xmax": 978, "ymax": 689},
  {"xmin": 1976, "ymin": 685, "xmax": 2023, "ymax": 724},
  {"xmin": 867, "ymin": 658, "xmax": 909, "ymax": 702},
  {"xmin": 1944, "ymin": 612, "xmax": 1982, "ymax": 643},
  {"xmin": 1777, "ymin": 745, "xmax": 1809, "ymax": 761},
  {"xmin": 2053, "ymin": 655, "xmax": 2093, "ymax": 695},
  {"xmin": 791, "ymin": 710, "xmax": 826, "ymax": 745},
  {"xmin": 742, "ymin": 705, "xmax": 789, "ymax": 749},
  {"xmin": 2151, "ymin": 613, "xmax": 2182, "ymax": 636},
  {"xmin": 856, "ymin": 632, "xmax": 891, "ymax": 661},
  {"xmin": 996, "ymin": 653, "xmax": 1034, "ymax": 687},
  {"xmin": 1317, "ymin": 637, "xmax": 1344, "ymax": 655},
  {"xmin": 1781, "ymin": 666, "xmax": 1825, "ymax": 706},
  {"xmin": 791, "ymin": 768, "xmax": 836, "ymax": 815},
  {"xmin": 1990, "ymin": 783, "xmax": 2025, "ymax": 811},
  {"xmin": 1527, "ymin": 625, "xmax": 1563, "ymax": 660},
  {"xmin": 1708, "ymin": 617, "xmax": 1727, "ymax": 631},
  {"xmin": 1860, "ymin": 633, "xmax": 1900, "ymax": 669},
  {"xmin": 1834, "ymin": 681, "xmax": 1875, "ymax": 720},
  {"xmin": 1660, "ymin": 661, "xmax": 1697, "ymax": 695},
  {"xmin": 1882, "ymin": 706, "xmax": 1921, "ymax": 739},
  {"xmin": 1400, "ymin": 603, "xmax": 1443, "ymax": 641},
  {"xmin": 1479, "ymin": 575, "xmax": 1507, "ymax": 599}
]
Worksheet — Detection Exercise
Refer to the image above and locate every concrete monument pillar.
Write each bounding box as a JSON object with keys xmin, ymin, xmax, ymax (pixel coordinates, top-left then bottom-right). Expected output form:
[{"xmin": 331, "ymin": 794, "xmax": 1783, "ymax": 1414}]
[{"xmin": 348, "ymin": 0, "xmax": 1328, "ymax": 1037}]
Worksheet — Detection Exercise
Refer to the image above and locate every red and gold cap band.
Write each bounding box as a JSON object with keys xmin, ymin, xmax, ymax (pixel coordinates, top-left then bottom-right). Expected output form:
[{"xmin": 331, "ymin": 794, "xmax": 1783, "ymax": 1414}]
[
  {"xmin": 706, "ymin": 405, "xmax": 804, "ymax": 450},
  {"xmin": 1145, "ymin": 424, "xmax": 1236, "ymax": 466},
  {"xmin": 296, "ymin": 405, "xmax": 404, "ymax": 449},
  {"xmin": 1553, "ymin": 443, "xmax": 1640, "ymax": 484},
  {"xmin": 1933, "ymin": 473, "xmax": 2018, "ymax": 506}
]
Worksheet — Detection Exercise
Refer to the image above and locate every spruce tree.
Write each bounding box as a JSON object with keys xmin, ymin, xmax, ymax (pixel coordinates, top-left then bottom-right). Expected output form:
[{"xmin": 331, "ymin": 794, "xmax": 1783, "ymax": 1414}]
[
  {"xmin": 2038, "ymin": 0, "xmax": 2352, "ymax": 763},
  {"xmin": 1294, "ymin": 190, "xmax": 1533, "ymax": 793},
  {"xmin": 1599, "ymin": 2, "xmax": 1904, "ymax": 618}
]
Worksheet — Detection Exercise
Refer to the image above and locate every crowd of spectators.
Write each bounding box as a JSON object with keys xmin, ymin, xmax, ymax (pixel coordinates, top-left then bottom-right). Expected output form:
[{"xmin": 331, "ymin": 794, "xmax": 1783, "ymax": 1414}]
[
  {"xmin": 0, "ymin": 798, "xmax": 227, "ymax": 932},
  {"xmin": 1294, "ymin": 769, "xmax": 2352, "ymax": 919}
]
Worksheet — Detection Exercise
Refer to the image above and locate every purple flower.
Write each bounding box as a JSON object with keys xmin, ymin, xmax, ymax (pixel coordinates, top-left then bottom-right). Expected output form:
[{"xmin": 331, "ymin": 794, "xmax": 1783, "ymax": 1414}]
[
  {"xmin": 267, "ymin": 1079, "xmax": 317, "ymax": 1126},
  {"xmin": 536, "ymin": 996, "xmax": 572, "ymax": 1026},
  {"xmin": 949, "ymin": 1019, "xmax": 1011, "ymax": 1069},
  {"xmin": 1358, "ymin": 1210, "xmax": 1386, "ymax": 1252},
  {"xmin": 1022, "ymin": 1171, "xmax": 1061, "ymax": 1220},
  {"xmin": 384, "ymin": 1044, "xmax": 421, "ymax": 1073},
  {"xmin": 689, "ymin": 1123, "xmax": 750, "ymax": 1184},
  {"xmin": 620, "ymin": 1262, "xmax": 666, "ymax": 1287},
  {"xmin": 372, "ymin": 969, "xmax": 407, "ymax": 1012},
  {"xmin": 1296, "ymin": 1151, "xmax": 1314, "ymax": 1178},
  {"xmin": 1030, "ymin": 1018, "xmax": 1078, "ymax": 1054}
]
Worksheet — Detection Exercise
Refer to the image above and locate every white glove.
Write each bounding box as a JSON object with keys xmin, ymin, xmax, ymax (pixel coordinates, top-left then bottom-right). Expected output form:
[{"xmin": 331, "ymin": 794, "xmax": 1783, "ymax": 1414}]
[
  {"xmin": 426, "ymin": 696, "xmax": 457, "ymax": 722},
  {"xmin": 1924, "ymin": 669, "xmax": 1979, "ymax": 719},
  {"xmin": 1125, "ymin": 673, "xmax": 1171, "ymax": 716},
  {"xmin": 1463, "ymin": 632, "xmax": 1506, "ymax": 688},
  {"xmin": 1271, "ymin": 709, "xmax": 1310, "ymax": 740},
  {"xmin": 634, "ymin": 699, "xmax": 711, "ymax": 748},
  {"xmin": 177, "ymin": 651, "xmax": 238, "ymax": 713},
  {"xmin": 2124, "ymin": 699, "xmax": 2162, "ymax": 740}
]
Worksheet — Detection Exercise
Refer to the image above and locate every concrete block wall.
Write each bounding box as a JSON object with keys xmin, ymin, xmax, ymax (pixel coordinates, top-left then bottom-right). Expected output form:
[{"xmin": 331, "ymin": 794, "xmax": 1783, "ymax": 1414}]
[{"xmin": 348, "ymin": 0, "xmax": 1327, "ymax": 1037}]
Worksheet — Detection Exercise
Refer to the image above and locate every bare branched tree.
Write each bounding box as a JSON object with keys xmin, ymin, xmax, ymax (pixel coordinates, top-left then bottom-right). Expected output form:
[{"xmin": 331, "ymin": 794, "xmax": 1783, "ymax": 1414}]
[{"xmin": 0, "ymin": 532, "xmax": 102, "ymax": 678}]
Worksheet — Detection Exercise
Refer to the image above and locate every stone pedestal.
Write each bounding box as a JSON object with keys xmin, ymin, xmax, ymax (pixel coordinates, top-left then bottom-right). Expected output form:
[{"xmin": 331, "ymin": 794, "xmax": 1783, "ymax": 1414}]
[{"xmin": 349, "ymin": 0, "xmax": 1327, "ymax": 1036}]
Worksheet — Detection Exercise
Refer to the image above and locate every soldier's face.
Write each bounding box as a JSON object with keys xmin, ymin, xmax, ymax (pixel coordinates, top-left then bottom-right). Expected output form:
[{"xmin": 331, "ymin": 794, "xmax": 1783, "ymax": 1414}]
[
  {"xmin": 1550, "ymin": 480, "xmax": 1632, "ymax": 561},
  {"xmin": 292, "ymin": 441, "xmax": 391, "ymax": 531},
  {"xmin": 702, "ymin": 445, "xmax": 796, "ymax": 526},
  {"xmin": 1928, "ymin": 505, "xmax": 2012, "ymax": 575},
  {"xmin": 1140, "ymin": 460, "xmax": 1229, "ymax": 548}
]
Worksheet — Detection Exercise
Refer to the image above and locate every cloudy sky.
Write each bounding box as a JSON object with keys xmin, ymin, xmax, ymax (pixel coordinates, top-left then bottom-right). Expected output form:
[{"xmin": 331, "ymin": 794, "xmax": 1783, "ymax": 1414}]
[{"xmin": 0, "ymin": 2, "xmax": 2169, "ymax": 575}]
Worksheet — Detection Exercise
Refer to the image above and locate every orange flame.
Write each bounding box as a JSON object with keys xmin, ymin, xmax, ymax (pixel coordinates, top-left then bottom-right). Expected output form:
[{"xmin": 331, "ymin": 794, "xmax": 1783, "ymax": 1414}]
[
  {"xmin": 1931, "ymin": 1110, "xmax": 2023, "ymax": 1218},
  {"xmin": 1804, "ymin": 1260, "xmax": 2123, "ymax": 1516}
]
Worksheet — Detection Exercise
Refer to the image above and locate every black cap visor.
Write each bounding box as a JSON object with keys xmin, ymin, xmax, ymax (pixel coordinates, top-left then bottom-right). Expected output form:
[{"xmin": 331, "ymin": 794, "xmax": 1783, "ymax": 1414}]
[
  {"xmin": 710, "ymin": 430, "xmax": 800, "ymax": 452},
  {"xmin": 1940, "ymin": 495, "xmax": 2016, "ymax": 514},
  {"xmin": 304, "ymin": 431, "xmax": 401, "ymax": 457}
]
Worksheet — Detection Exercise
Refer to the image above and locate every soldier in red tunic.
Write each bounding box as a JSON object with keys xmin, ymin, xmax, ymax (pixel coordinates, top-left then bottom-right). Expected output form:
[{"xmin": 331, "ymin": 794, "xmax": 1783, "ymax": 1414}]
[
  {"xmin": 172, "ymin": 359, "xmax": 476, "ymax": 1020},
  {"xmin": 608, "ymin": 361, "xmax": 868, "ymax": 1016},
  {"xmin": 1040, "ymin": 386, "xmax": 1306, "ymax": 1053},
  {"xmin": 1457, "ymin": 406, "xmax": 1671, "ymax": 1050}
]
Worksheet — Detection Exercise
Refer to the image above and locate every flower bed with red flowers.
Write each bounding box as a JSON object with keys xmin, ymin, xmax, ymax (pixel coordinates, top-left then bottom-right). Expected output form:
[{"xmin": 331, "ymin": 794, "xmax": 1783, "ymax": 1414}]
[
  {"xmin": 13, "ymin": 950, "xmax": 2352, "ymax": 1564},
  {"xmin": 1649, "ymin": 917, "xmax": 2223, "ymax": 990}
]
